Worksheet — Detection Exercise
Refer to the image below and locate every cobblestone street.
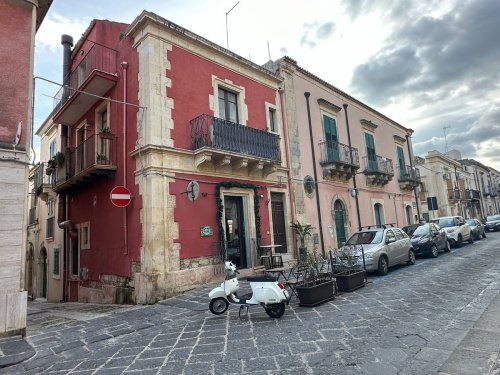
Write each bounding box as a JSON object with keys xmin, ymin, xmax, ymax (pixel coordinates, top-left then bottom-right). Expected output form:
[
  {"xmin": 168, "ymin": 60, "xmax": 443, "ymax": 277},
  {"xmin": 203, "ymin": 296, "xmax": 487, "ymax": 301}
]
[{"xmin": 2, "ymin": 232, "xmax": 500, "ymax": 374}]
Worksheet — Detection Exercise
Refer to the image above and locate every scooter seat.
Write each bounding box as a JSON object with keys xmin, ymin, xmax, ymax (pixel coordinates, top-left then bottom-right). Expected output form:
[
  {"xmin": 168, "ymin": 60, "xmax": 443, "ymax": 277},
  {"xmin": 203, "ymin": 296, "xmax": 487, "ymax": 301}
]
[{"xmin": 246, "ymin": 275, "xmax": 277, "ymax": 282}]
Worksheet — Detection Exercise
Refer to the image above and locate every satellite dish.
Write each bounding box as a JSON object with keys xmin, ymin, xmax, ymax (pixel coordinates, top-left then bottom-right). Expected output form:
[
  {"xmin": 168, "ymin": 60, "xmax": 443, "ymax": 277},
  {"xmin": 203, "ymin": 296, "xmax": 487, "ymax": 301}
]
[
  {"xmin": 187, "ymin": 181, "xmax": 200, "ymax": 201},
  {"xmin": 14, "ymin": 121, "xmax": 22, "ymax": 146}
]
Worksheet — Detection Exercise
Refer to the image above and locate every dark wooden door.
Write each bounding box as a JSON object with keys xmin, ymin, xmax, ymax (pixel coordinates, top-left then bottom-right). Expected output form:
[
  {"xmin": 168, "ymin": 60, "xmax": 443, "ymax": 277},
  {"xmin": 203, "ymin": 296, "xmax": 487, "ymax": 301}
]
[{"xmin": 271, "ymin": 193, "xmax": 287, "ymax": 253}]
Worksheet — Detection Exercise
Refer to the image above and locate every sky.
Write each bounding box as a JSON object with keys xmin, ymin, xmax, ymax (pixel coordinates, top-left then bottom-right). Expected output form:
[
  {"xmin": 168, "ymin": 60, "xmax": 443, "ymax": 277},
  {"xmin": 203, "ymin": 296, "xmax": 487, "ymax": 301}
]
[{"xmin": 34, "ymin": 0, "xmax": 500, "ymax": 170}]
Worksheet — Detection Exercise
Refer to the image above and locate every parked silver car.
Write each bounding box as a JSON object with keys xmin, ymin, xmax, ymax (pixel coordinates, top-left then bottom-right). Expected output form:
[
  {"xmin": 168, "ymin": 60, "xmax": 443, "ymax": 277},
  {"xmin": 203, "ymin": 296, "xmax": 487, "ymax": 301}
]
[
  {"xmin": 430, "ymin": 216, "xmax": 473, "ymax": 247},
  {"xmin": 341, "ymin": 226, "xmax": 415, "ymax": 276}
]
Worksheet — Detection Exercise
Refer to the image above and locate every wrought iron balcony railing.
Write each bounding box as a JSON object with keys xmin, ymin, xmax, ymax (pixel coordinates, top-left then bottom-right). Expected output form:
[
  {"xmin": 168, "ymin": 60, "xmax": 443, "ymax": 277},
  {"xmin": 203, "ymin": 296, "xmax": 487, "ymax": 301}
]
[
  {"xmin": 397, "ymin": 165, "xmax": 421, "ymax": 181},
  {"xmin": 55, "ymin": 133, "xmax": 117, "ymax": 187},
  {"xmin": 363, "ymin": 155, "xmax": 394, "ymax": 175},
  {"xmin": 33, "ymin": 162, "xmax": 55, "ymax": 191},
  {"xmin": 319, "ymin": 140, "xmax": 359, "ymax": 167},
  {"xmin": 54, "ymin": 43, "xmax": 118, "ymax": 110},
  {"xmin": 468, "ymin": 189, "xmax": 481, "ymax": 200},
  {"xmin": 190, "ymin": 114, "xmax": 280, "ymax": 161},
  {"xmin": 447, "ymin": 188, "xmax": 462, "ymax": 200}
]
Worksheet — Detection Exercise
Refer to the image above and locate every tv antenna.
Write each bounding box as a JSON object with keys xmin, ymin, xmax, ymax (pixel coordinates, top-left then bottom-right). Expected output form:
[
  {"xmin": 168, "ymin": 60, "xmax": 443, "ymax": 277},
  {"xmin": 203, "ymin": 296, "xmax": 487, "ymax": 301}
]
[{"xmin": 225, "ymin": 1, "xmax": 240, "ymax": 49}]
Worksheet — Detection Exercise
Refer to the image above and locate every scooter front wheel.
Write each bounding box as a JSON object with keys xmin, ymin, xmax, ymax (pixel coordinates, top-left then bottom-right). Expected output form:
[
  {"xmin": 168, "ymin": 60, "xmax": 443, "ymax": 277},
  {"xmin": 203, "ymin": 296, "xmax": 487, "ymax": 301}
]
[
  {"xmin": 264, "ymin": 302, "xmax": 285, "ymax": 319},
  {"xmin": 209, "ymin": 297, "xmax": 229, "ymax": 315}
]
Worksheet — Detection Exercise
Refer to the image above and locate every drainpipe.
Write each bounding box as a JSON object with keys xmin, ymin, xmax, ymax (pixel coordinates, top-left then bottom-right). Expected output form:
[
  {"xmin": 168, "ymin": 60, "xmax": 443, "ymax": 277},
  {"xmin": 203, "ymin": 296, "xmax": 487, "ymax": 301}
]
[
  {"xmin": 343, "ymin": 104, "xmax": 362, "ymax": 231},
  {"xmin": 405, "ymin": 134, "xmax": 421, "ymax": 222},
  {"xmin": 304, "ymin": 92, "xmax": 325, "ymax": 257},
  {"xmin": 121, "ymin": 62, "xmax": 128, "ymax": 255},
  {"xmin": 278, "ymin": 88, "xmax": 297, "ymax": 257}
]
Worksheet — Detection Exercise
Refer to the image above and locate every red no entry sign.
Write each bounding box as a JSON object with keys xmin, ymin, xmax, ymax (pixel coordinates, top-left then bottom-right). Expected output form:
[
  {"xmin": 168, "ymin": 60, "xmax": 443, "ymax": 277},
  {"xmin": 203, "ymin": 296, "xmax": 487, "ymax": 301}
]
[{"xmin": 110, "ymin": 186, "xmax": 131, "ymax": 207}]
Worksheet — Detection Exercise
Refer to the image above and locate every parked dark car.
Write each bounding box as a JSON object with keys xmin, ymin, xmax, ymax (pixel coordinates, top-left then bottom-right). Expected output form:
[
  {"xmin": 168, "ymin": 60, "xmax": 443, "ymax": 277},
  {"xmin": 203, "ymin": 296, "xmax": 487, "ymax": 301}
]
[
  {"xmin": 402, "ymin": 223, "xmax": 450, "ymax": 257},
  {"xmin": 485, "ymin": 215, "xmax": 500, "ymax": 232},
  {"xmin": 466, "ymin": 219, "xmax": 486, "ymax": 240}
]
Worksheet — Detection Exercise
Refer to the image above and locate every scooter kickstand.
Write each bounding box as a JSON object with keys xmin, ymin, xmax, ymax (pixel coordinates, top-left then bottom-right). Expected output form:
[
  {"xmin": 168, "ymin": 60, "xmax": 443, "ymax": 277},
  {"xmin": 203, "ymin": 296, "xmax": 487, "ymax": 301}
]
[{"xmin": 238, "ymin": 305, "xmax": 249, "ymax": 318}]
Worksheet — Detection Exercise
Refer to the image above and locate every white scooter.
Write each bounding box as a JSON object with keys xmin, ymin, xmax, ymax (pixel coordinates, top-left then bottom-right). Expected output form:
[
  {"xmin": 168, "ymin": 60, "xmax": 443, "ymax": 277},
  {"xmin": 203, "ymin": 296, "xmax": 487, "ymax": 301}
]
[{"xmin": 209, "ymin": 261, "xmax": 290, "ymax": 318}]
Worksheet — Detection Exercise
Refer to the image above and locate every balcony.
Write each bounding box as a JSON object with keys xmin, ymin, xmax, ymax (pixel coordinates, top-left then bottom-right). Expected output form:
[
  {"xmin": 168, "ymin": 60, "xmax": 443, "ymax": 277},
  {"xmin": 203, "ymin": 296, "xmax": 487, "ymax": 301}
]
[
  {"xmin": 319, "ymin": 140, "xmax": 359, "ymax": 181},
  {"xmin": 53, "ymin": 43, "xmax": 118, "ymax": 126},
  {"xmin": 190, "ymin": 114, "xmax": 281, "ymax": 177},
  {"xmin": 363, "ymin": 155, "xmax": 394, "ymax": 186},
  {"xmin": 447, "ymin": 188, "xmax": 462, "ymax": 201},
  {"xmin": 54, "ymin": 133, "xmax": 117, "ymax": 194},
  {"xmin": 32, "ymin": 162, "xmax": 55, "ymax": 200},
  {"xmin": 397, "ymin": 165, "xmax": 421, "ymax": 190},
  {"xmin": 482, "ymin": 187, "xmax": 496, "ymax": 197},
  {"xmin": 467, "ymin": 189, "xmax": 481, "ymax": 201}
]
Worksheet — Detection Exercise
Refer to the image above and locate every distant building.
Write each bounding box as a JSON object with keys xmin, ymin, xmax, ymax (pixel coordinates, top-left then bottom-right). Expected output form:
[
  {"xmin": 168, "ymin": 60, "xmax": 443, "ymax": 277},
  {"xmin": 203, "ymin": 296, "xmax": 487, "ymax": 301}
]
[{"xmin": 0, "ymin": 0, "xmax": 52, "ymax": 337}]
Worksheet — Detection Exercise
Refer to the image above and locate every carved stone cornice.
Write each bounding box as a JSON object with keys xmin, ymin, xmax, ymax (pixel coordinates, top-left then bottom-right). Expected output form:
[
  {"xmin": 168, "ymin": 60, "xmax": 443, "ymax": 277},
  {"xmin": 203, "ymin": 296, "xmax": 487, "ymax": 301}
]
[
  {"xmin": 360, "ymin": 119, "xmax": 378, "ymax": 131},
  {"xmin": 317, "ymin": 98, "xmax": 342, "ymax": 113},
  {"xmin": 393, "ymin": 135, "xmax": 406, "ymax": 143}
]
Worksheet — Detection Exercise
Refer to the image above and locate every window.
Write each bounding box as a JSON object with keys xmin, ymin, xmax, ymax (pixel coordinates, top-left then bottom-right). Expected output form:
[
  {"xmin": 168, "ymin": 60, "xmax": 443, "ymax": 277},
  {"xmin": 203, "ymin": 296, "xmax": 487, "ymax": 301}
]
[
  {"xmin": 53, "ymin": 248, "xmax": 60, "ymax": 277},
  {"xmin": 323, "ymin": 114, "xmax": 339, "ymax": 161},
  {"xmin": 397, "ymin": 146, "xmax": 406, "ymax": 178},
  {"xmin": 80, "ymin": 221, "xmax": 90, "ymax": 250},
  {"xmin": 374, "ymin": 203, "xmax": 384, "ymax": 226},
  {"xmin": 101, "ymin": 110, "xmax": 108, "ymax": 130},
  {"xmin": 365, "ymin": 133, "xmax": 377, "ymax": 171},
  {"xmin": 394, "ymin": 229, "xmax": 404, "ymax": 241},
  {"xmin": 386, "ymin": 230, "xmax": 396, "ymax": 242},
  {"xmin": 49, "ymin": 139, "xmax": 56, "ymax": 159},
  {"xmin": 268, "ymin": 108, "xmax": 276, "ymax": 132},
  {"xmin": 46, "ymin": 199, "xmax": 55, "ymax": 239},
  {"xmin": 218, "ymin": 87, "xmax": 238, "ymax": 123}
]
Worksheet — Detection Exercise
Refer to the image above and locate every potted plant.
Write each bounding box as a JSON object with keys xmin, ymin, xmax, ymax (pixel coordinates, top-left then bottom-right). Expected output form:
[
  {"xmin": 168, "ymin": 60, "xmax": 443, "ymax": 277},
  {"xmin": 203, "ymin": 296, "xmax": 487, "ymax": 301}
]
[
  {"xmin": 53, "ymin": 151, "xmax": 65, "ymax": 167},
  {"xmin": 99, "ymin": 127, "xmax": 113, "ymax": 139},
  {"xmin": 332, "ymin": 245, "xmax": 366, "ymax": 292},
  {"xmin": 96, "ymin": 153, "xmax": 108, "ymax": 164},
  {"xmin": 290, "ymin": 220, "xmax": 313, "ymax": 261},
  {"xmin": 295, "ymin": 252, "xmax": 335, "ymax": 307}
]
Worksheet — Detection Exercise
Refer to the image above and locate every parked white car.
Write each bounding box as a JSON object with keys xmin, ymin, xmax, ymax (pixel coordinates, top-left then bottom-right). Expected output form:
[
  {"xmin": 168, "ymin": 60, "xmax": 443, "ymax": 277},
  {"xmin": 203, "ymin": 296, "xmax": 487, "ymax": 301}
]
[
  {"xmin": 430, "ymin": 216, "xmax": 473, "ymax": 248},
  {"xmin": 340, "ymin": 226, "xmax": 415, "ymax": 276}
]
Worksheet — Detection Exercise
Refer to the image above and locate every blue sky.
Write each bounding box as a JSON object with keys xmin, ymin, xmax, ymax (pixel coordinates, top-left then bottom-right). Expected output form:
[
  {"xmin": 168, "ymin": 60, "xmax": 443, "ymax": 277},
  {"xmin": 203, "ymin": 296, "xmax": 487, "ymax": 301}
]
[{"xmin": 34, "ymin": 0, "xmax": 500, "ymax": 170}]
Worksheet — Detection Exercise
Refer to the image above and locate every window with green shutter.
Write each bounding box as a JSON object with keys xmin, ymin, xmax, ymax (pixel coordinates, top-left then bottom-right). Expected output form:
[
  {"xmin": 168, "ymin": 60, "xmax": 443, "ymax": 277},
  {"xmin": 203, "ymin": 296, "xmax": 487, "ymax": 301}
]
[
  {"xmin": 324, "ymin": 114, "xmax": 339, "ymax": 161},
  {"xmin": 365, "ymin": 133, "xmax": 377, "ymax": 171},
  {"xmin": 397, "ymin": 146, "xmax": 406, "ymax": 178},
  {"xmin": 53, "ymin": 248, "xmax": 60, "ymax": 276}
]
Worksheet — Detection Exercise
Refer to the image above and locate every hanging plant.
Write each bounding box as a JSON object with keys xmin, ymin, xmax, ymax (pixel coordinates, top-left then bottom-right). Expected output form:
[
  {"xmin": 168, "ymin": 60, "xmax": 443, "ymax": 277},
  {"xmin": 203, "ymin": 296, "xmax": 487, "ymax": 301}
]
[
  {"xmin": 215, "ymin": 181, "xmax": 261, "ymax": 261},
  {"xmin": 53, "ymin": 151, "xmax": 65, "ymax": 167}
]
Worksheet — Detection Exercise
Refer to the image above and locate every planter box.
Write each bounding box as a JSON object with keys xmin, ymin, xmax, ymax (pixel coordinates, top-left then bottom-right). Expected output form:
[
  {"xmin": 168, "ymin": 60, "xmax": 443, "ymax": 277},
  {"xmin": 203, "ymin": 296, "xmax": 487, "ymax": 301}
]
[
  {"xmin": 335, "ymin": 270, "xmax": 365, "ymax": 292},
  {"xmin": 296, "ymin": 279, "xmax": 335, "ymax": 307}
]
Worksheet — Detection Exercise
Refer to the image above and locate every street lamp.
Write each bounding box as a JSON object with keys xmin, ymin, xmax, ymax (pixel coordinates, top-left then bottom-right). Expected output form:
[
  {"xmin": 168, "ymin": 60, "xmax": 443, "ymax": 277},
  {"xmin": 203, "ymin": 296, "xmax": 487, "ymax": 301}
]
[{"xmin": 225, "ymin": 1, "xmax": 240, "ymax": 49}]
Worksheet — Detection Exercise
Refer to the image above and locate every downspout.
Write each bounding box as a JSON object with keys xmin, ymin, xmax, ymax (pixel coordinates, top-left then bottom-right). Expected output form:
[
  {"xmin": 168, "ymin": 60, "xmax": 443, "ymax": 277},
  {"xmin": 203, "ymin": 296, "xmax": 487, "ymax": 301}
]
[
  {"xmin": 121, "ymin": 61, "xmax": 128, "ymax": 255},
  {"xmin": 304, "ymin": 92, "xmax": 325, "ymax": 257},
  {"xmin": 473, "ymin": 169, "xmax": 484, "ymax": 219},
  {"xmin": 405, "ymin": 134, "xmax": 421, "ymax": 222},
  {"xmin": 278, "ymin": 87, "xmax": 297, "ymax": 257},
  {"xmin": 343, "ymin": 104, "xmax": 362, "ymax": 231}
]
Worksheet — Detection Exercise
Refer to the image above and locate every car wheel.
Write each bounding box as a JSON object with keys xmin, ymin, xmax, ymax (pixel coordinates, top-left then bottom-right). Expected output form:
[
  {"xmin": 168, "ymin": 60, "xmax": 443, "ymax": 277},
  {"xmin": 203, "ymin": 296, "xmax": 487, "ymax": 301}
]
[
  {"xmin": 444, "ymin": 240, "xmax": 451, "ymax": 252},
  {"xmin": 377, "ymin": 256, "xmax": 388, "ymax": 276},
  {"xmin": 456, "ymin": 234, "xmax": 463, "ymax": 248},
  {"xmin": 407, "ymin": 249, "xmax": 416, "ymax": 265},
  {"xmin": 468, "ymin": 232, "xmax": 474, "ymax": 244},
  {"xmin": 430, "ymin": 244, "xmax": 439, "ymax": 258}
]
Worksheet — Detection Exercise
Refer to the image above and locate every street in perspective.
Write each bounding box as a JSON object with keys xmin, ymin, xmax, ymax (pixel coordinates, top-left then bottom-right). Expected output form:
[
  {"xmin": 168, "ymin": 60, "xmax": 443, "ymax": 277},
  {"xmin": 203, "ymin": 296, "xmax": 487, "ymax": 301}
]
[{"xmin": 1, "ymin": 232, "xmax": 500, "ymax": 375}]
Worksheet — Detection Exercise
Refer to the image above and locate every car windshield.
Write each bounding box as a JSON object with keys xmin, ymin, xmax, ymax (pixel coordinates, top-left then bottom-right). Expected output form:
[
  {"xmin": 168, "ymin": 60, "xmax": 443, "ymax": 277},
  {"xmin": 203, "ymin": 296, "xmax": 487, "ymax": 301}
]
[
  {"xmin": 432, "ymin": 218, "xmax": 455, "ymax": 228},
  {"xmin": 487, "ymin": 215, "xmax": 500, "ymax": 221},
  {"xmin": 411, "ymin": 224, "xmax": 430, "ymax": 236},
  {"xmin": 466, "ymin": 219, "xmax": 477, "ymax": 226},
  {"xmin": 346, "ymin": 230, "xmax": 383, "ymax": 245}
]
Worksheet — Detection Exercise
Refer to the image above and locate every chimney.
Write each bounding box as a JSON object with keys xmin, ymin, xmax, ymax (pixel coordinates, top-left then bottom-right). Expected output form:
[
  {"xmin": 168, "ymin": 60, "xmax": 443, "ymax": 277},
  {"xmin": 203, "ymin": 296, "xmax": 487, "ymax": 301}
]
[{"xmin": 61, "ymin": 34, "xmax": 73, "ymax": 101}]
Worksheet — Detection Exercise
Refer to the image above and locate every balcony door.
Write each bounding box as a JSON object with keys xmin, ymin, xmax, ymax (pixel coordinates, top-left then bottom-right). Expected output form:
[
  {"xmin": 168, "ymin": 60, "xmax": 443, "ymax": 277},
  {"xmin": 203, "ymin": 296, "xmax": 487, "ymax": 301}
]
[
  {"xmin": 224, "ymin": 196, "xmax": 247, "ymax": 268},
  {"xmin": 334, "ymin": 200, "xmax": 347, "ymax": 248},
  {"xmin": 76, "ymin": 125, "xmax": 87, "ymax": 172},
  {"xmin": 365, "ymin": 133, "xmax": 377, "ymax": 171},
  {"xmin": 218, "ymin": 87, "xmax": 238, "ymax": 123},
  {"xmin": 271, "ymin": 193, "xmax": 287, "ymax": 254},
  {"xmin": 323, "ymin": 114, "xmax": 339, "ymax": 161},
  {"xmin": 69, "ymin": 231, "xmax": 79, "ymax": 302},
  {"xmin": 397, "ymin": 146, "xmax": 406, "ymax": 178}
]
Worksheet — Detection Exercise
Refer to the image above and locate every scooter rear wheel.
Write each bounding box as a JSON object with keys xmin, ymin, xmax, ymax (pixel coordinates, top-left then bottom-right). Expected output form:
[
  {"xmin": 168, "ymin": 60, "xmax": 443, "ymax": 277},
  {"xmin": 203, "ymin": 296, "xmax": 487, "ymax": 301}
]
[
  {"xmin": 264, "ymin": 302, "xmax": 285, "ymax": 319},
  {"xmin": 209, "ymin": 297, "xmax": 229, "ymax": 315}
]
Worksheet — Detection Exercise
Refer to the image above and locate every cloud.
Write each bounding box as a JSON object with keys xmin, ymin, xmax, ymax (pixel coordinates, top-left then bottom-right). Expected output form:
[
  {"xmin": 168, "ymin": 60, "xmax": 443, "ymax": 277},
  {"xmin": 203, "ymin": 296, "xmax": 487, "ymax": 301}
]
[
  {"xmin": 36, "ymin": 12, "xmax": 91, "ymax": 53},
  {"xmin": 348, "ymin": 0, "xmax": 500, "ymax": 170},
  {"xmin": 300, "ymin": 21, "xmax": 335, "ymax": 48}
]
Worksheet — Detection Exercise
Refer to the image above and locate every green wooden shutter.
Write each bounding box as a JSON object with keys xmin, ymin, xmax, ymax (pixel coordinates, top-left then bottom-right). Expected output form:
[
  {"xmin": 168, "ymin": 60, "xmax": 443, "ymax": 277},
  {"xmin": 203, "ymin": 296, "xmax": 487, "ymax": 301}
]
[
  {"xmin": 397, "ymin": 146, "xmax": 406, "ymax": 178},
  {"xmin": 365, "ymin": 133, "xmax": 377, "ymax": 171},
  {"xmin": 324, "ymin": 115, "xmax": 339, "ymax": 161}
]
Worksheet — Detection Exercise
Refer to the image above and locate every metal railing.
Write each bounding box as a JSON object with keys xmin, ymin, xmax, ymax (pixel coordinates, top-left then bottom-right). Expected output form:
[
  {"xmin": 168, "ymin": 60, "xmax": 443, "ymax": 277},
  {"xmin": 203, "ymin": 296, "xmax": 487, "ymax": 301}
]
[
  {"xmin": 318, "ymin": 140, "xmax": 359, "ymax": 167},
  {"xmin": 46, "ymin": 216, "xmax": 54, "ymax": 238},
  {"xmin": 468, "ymin": 189, "xmax": 481, "ymax": 200},
  {"xmin": 483, "ymin": 187, "xmax": 493, "ymax": 196},
  {"xmin": 447, "ymin": 188, "xmax": 462, "ymax": 200},
  {"xmin": 33, "ymin": 162, "xmax": 55, "ymax": 190},
  {"xmin": 190, "ymin": 114, "xmax": 281, "ymax": 161},
  {"xmin": 54, "ymin": 43, "xmax": 117, "ymax": 110},
  {"xmin": 56, "ymin": 134, "xmax": 117, "ymax": 185},
  {"xmin": 397, "ymin": 165, "xmax": 421, "ymax": 181},
  {"xmin": 363, "ymin": 155, "xmax": 394, "ymax": 175}
]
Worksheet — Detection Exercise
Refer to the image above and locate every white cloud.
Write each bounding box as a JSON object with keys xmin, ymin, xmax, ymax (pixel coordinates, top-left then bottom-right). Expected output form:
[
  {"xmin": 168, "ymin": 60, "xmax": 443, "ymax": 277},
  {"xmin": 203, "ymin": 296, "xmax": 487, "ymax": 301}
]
[{"xmin": 36, "ymin": 12, "xmax": 91, "ymax": 53}]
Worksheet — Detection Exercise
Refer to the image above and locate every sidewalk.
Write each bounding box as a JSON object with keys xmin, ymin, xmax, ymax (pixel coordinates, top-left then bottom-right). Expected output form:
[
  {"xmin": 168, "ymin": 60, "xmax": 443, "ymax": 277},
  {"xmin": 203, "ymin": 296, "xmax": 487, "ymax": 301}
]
[{"xmin": 0, "ymin": 335, "xmax": 34, "ymax": 369}]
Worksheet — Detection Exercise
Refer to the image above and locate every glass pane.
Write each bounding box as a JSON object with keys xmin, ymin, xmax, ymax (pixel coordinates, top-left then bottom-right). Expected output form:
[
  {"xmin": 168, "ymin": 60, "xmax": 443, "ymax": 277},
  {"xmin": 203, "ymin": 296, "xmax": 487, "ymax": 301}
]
[
  {"xmin": 218, "ymin": 97, "xmax": 226, "ymax": 120},
  {"xmin": 229, "ymin": 102, "xmax": 237, "ymax": 123}
]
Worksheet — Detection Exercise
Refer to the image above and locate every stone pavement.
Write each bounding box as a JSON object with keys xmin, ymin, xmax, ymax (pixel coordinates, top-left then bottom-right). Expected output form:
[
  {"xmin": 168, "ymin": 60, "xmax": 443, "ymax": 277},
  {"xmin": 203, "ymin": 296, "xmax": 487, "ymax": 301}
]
[{"xmin": 0, "ymin": 232, "xmax": 500, "ymax": 374}]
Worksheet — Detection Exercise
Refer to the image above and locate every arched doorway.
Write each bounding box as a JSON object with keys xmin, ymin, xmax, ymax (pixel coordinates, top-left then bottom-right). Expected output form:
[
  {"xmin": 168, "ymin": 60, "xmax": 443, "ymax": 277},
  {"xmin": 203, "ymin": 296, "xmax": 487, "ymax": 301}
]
[
  {"xmin": 26, "ymin": 243, "xmax": 34, "ymax": 299},
  {"xmin": 374, "ymin": 203, "xmax": 384, "ymax": 227},
  {"xmin": 334, "ymin": 199, "xmax": 347, "ymax": 248},
  {"xmin": 38, "ymin": 247, "xmax": 47, "ymax": 298},
  {"xmin": 405, "ymin": 205, "xmax": 413, "ymax": 225}
]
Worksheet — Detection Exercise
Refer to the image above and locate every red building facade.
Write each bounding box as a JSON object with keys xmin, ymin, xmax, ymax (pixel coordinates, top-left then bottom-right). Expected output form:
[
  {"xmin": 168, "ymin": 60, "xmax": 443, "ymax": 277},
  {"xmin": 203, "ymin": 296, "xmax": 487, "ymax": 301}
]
[{"xmin": 45, "ymin": 12, "xmax": 292, "ymax": 303}]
